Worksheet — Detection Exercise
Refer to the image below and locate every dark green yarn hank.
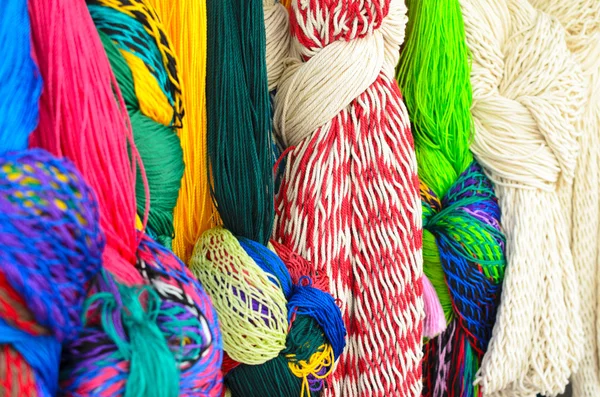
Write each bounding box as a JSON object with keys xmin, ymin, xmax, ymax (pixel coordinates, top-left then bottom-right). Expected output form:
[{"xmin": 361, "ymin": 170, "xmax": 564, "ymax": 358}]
[
  {"xmin": 99, "ymin": 32, "xmax": 184, "ymax": 248},
  {"xmin": 226, "ymin": 316, "xmax": 323, "ymax": 397},
  {"xmin": 206, "ymin": 0, "xmax": 274, "ymax": 245}
]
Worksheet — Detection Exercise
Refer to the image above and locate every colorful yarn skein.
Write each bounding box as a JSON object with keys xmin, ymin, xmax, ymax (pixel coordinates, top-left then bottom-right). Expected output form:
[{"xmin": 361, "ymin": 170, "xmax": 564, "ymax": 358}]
[
  {"xmin": 273, "ymin": 0, "xmax": 424, "ymax": 395},
  {"xmin": 396, "ymin": 0, "xmax": 506, "ymax": 396},
  {"xmin": 189, "ymin": 0, "xmax": 346, "ymax": 395},
  {"xmin": 28, "ymin": 0, "xmax": 224, "ymax": 394},
  {"xmin": 60, "ymin": 235, "xmax": 223, "ymax": 396},
  {"xmin": 89, "ymin": 0, "xmax": 185, "ymax": 249},
  {"xmin": 0, "ymin": 0, "xmax": 104, "ymax": 395},
  {"xmin": 148, "ymin": 0, "xmax": 219, "ymax": 264},
  {"xmin": 29, "ymin": 0, "xmax": 144, "ymax": 286}
]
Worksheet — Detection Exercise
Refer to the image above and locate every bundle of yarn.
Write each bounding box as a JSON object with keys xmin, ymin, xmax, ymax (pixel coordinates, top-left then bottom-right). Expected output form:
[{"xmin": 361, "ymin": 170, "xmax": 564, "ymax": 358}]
[
  {"xmin": 89, "ymin": 0, "xmax": 185, "ymax": 249},
  {"xmin": 28, "ymin": 0, "xmax": 224, "ymax": 394},
  {"xmin": 192, "ymin": 229, "xmax": 346, "ymax": 396},
  {"xmin": 148, "ymin": 0, "xmax": 218, "ymax": 264},
  {"xmin": 273, "ymin": 0, "xmax": 424, "ymax": 395},
  {"xmin": 397, "ymin": 1, "xmax": 507, "ymax": 396},
  {"xmin": 527, "ymin": 2, "xmax": 600, "ymax": 396},
  {"xmin": 460, "ymin": 0, "xmax": 586, "ymax": 395},
  {"xmin": 60, "ymin": 235, "xmax": 223, "ymax": 396},
  {"xmin": 187, "ymin": 0, "xmax": 346, "ymax": 395},
  {"xmin": 29, "ymin": 0, "xmax": 144, "ymax": 286},
  {"xmin": 0, "ymin": 0, "xmax": 104, "ymax": 395}
]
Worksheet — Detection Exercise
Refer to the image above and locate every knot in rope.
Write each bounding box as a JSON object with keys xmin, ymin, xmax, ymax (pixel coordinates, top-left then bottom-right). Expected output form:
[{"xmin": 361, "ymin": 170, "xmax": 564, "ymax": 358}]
[
  {"xmin": 465, "ymin": 0, "xmax": 586, "ymax": 190},
  {"xmin": 62, "ymin": 235, "xmax": 222, "ymax": 396},
  {"xmin": 274, "ymin": 0, "xmax": 407, "ymax": 148}
]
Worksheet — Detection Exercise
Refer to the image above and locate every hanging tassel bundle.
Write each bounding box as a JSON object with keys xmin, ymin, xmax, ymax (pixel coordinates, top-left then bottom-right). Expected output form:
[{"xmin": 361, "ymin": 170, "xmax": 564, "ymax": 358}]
[
  {"xmin": 0, "ymin": 0, "xmax": 104, "ymax": 395},
  {"xmin": 396, "ymin": 1, "xmax": 507, "ymax": 396},
  {"xmin": 60, "ymin": 235, "xmax": 223, "ymax": 396},
  {"xmin": 147, "ymin": 0, "xmax": 217, "ymax": 264},
  {"xmin": 527, "ymin": 2, "xmax": 600, "ymax": 396},
  {"xmin": 272, "ymin": 1, "xmax": 424, "ymax": 395},
  {"xmin": 460, "ymin": 0, "xmax": 586, "ymax": 395},
  {"xmin": 28, "ymin": 0, "xmax": 224, "ymax": 394},
  {"xmin": 189, "ymin": 0, "xmax": 346, "ymax": 395},
  {"xmin": 89, "ymin": 0, "xmax": 185, "ymax": 249}
]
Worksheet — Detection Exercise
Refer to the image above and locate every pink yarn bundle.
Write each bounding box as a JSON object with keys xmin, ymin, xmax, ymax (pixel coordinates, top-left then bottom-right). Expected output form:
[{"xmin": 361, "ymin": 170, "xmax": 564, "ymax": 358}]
[{"xmin": 28, "ymin": 0, "xmax": 146, "ymax": 285}]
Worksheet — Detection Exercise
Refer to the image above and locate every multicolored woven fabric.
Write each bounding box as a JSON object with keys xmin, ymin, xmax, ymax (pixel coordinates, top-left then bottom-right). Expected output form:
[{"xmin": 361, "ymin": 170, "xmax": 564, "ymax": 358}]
[
  {"xmin": 0, "ymin": 150, "xmax": 104, "ymax": 343},
  {"xmin": 422, "ymin": 161, "xmax": 505, "ymax": 353}
]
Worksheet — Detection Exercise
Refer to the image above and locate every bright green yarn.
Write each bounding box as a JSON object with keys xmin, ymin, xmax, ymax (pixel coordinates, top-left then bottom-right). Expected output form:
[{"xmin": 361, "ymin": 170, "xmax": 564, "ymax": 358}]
[
  {"xmin": 396, "ymin": 0, "xmax": 475, "ymax": 318},
  {"xmin": 206, "ymin": 0, "xmax": 274, "ymax": 245},
  {"xmin": 99, "ymin": 32, "xmax": 184, "ymax": 248},
  {"xmin": 397, "ymin": 0, "xmax": 474, "ymax": 198}
]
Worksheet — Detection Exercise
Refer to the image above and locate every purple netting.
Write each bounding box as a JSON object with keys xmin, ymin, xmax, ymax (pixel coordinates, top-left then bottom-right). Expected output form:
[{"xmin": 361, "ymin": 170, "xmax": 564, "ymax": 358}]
[{"xmin": 0, "ymin": 149, "xmax": 104, "ymax": 342}]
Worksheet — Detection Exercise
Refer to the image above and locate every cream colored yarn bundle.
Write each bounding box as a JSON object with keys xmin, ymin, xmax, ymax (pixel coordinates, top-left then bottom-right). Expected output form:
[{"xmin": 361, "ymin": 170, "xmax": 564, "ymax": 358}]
[
  {"xmin": 527, "ymin": 2, "xmax": 600, "ymax": 396},
  {"xmin": 263, "ymin": 0, "xmax": 289, "ymax": 91},
  {"xmin": 460, "ymin": 0, "xmax": 586, "ymax": 395}
]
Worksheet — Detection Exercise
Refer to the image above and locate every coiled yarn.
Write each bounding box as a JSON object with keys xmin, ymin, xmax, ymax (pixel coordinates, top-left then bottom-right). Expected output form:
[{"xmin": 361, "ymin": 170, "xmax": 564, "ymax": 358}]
[
  {"xmin": 460, "ymin": 0, "xmax": 586, "ymax": 395},
  {"xmin": 28, "ymin": 0, "xmax": 224, "ymax": 394},
  {"xmin": 89, "ymin": 0, "xmax": 185, "ymax": 249},
  {"xmin": 0, "ymin": 1, "xmax": 104, "ymax": 394},
  {"xmin": 60, "ymin": 235, "xmax": 223, "ymax": 396},
  {"xmin": 0, "ymin": 152, "xmax": 105, "ymax": 396},
  {"xmin": 273, "ymin": 1, "xmax": 424, "ymax": 395}
]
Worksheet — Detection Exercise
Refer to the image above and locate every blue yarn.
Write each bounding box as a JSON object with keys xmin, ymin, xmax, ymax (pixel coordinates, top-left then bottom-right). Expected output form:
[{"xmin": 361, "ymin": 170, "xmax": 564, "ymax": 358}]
[
  {"xmin": 0, "ymin": 318, "xmax": 61, "ymax": 396},
  {"xmin": 238, "ymin": 237, "xmax": 293, "ymax": 298},
  {"xmin": 0, "ymin": 0, "xmax": 43, "ymax": 154},
  {"xmin": 286, "ymin": 281, "xmax": 347, "ymax": 359}
]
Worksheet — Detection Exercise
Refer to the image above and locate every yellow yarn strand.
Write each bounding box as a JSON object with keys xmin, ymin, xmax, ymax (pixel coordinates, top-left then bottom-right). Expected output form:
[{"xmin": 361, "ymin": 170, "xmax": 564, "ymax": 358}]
[
  {"xmin": 149, "ymin": 0, "xmax": 217, "ymax": 263},
  {"xmin": 287, "ymin": 344, "xmax": 335, "ymax": 397},
  {"xmin": 120, "ymin": 51, "xmax": 173, "ymax": 126}
]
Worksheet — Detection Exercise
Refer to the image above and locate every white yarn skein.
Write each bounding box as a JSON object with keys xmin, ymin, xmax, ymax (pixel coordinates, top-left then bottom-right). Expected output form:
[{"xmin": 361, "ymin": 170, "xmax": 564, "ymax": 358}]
[
  {"xmin": 264, "ymin": 0, "xmax": 290, "ymax": 91},
  {"xmin": 528, "ymin": 2, "xmax": 600, "ymax": 396},
  {"xmin": 460, "ymin": 0, "xmax": 586, "ymax": 396}
]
